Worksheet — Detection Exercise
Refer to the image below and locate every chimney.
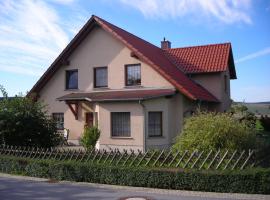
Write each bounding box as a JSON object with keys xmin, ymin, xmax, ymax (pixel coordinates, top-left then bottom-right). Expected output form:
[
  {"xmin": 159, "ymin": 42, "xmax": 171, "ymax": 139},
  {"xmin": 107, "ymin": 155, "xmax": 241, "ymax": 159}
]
[{"xmin": 161, "ymin": 37, "xmax": 171, "ymax": 50}]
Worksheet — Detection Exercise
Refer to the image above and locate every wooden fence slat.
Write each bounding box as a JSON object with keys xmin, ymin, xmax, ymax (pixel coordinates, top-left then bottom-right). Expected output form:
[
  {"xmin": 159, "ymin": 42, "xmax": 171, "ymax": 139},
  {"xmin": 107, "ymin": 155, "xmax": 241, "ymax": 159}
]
[
  {"xmin": 42, "ymin": 148, "xmax": 49, "ymax": 159},
  {"xmin": 137, "ymin": 150, "xmax": 149, "ymax": 166},
  {"xmin": 169, "ymin": 151, "xmax": 180, "ymax": 167},
  {"xmin": 207, "ymin": 149, "xmax": 220, "ymax": 169},
  {"xmin": 191, "ymin": 151, "xmax": 204, "ymax": 169},
  {"xmin": 176, "ymin": 150, "xmax": 188, "ymax": 167},
  {"xmin": 232, "ymin": 150, "xmax": 245, "ymax": 170},
  {"xmin": 109, "ymin": 149, "xmax": 119, "ymax": 164},
  {"xmin": 79, "ymin": 150, "xmax": 87, "ymax": 162},
  {"xmin": 116, "ymin": 150, "xmax": 127, "ymax": 165},
  {"xmin": 129, "ymin": 150, "xmax": 142, "ymax": 166},
  {"xmin": 152, "ymin": 150, "xmax": 164, "ymax": 167},
  {"xmin": 123, "ymin": 150, "xmax": 134, "ymax": 166},
  {"xmin": 92, "ymin": 150, "xmax": 100, "ymax": 162},
  {"xmin": 145, "ymin": 151, "xmax": 156, "ymax": 166},
  {"xmin": 97, "ymin": 150, "xmax": 106, "ymax": 163},
  {"xmin": 183, "ymin": 150, "xmax": 197, "ymax": 168},
  {"xmin": 223, "ymin": 150, "xmax": 237, "ymax": 170},
  {"xmin": 199, "ymin": 150, "xmax": 213, "ymax": 169},
  {"xmin": 75, "ymin": 149, "xmax": 82, "ymax": 161},
  {"xmin": 69, "ymin": 150, "xmax": 77, "ymax": 161},
  {"xmin": 160, "ymin": 150, "xmax": 172, "ymax": 167},
  {"xmin": 216, "ymin": 150, "xmax": 229, "ymax": 170},
  {"xmin": 240, "ymin": 150, "xmax": 254, "ymax": 170},
  {"xmin": 85, "ymin": 149, "xmax": 95, "ymax": 162}
]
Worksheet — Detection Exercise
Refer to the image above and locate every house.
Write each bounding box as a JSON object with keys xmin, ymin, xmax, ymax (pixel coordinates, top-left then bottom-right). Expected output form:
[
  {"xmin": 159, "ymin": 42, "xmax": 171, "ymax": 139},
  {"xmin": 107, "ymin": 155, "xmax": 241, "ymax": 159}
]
[{"xmin": 28, "ymin": 15, "xmax": 236, "ymax": 151}]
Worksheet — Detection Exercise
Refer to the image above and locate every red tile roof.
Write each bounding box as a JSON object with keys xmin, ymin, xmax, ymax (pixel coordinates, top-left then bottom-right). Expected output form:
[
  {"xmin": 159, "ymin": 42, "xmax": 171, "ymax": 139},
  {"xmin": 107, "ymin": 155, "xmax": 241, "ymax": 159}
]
[
  {"xmin": 164, "ymin": 43, "xmax": 236, "ymax": 79},
  {"xmin": 28, "ymin": 15, "xmax": 236, "ymax": 103},
  {"xmin": 57, "ymin": 89, "xmax": 176, "ymax": 102}
]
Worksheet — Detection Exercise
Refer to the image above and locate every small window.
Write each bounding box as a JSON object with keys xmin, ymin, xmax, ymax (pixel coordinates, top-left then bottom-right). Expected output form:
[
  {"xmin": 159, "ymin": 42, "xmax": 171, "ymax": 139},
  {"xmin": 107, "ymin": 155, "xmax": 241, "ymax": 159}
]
[
  {"xmin": 125, "ymin": 64, "xmax": 141, "ymax": 86},
  {"xmin": 148, "ymin": 112, "xmax": 162, "ymax": 137},
  {"xmin": 94, "ymin": 67, "xmax": 108, "ymax": 88},
  {"xmin": 111, "ymin": 112, "xmax": 130, "ymax": 137},
  {"xmin": 66, "ymin": 69, "xmax": 78, "ymax": 89},
  {"xmin": 52, "ymin": 113, "xmax": 64, "ymax": 130}
]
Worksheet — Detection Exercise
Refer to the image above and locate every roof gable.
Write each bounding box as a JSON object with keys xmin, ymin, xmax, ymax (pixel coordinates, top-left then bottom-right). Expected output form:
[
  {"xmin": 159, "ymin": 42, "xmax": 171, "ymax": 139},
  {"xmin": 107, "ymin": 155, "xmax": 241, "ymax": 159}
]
[{"xmin": 29, "ymin": 15, "xmax": 221, "ymax": 102}]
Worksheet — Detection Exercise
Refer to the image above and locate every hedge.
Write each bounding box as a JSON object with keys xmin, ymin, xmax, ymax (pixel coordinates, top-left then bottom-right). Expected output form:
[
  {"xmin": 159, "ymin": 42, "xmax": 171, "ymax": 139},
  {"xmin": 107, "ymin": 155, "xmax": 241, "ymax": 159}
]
[{"xmin": 0, "ymin": 155, "xmax": 269, "ymax": 194}]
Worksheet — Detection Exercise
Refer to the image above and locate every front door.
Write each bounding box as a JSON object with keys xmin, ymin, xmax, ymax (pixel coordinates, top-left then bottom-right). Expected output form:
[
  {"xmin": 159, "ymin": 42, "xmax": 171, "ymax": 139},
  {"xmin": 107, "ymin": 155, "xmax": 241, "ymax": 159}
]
[{"xmin": 85, "ymin": 112, "xmax": 94, "ymax": 127}]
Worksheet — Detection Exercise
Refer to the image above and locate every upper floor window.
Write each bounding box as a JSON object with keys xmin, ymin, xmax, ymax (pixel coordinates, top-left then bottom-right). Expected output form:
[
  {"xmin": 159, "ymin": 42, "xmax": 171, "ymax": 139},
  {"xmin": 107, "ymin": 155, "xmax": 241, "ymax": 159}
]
[
  {"xmin": 66, "ymin": 69, "xmax": 78, "ymax": 89},
  {"xmin": 125, "ymin": 64, "xmax": 141, "ymax": 86},
  {"xmin": 94, "ymin": 67, "xmax": 108, "ymax": 88},
  {"xmin": 148, "ymin": 111, "xmax": 162, "ymax": 137},
  {"xmin": 52, "ymin": 113, "xmax": 64, "ymax": 130}
]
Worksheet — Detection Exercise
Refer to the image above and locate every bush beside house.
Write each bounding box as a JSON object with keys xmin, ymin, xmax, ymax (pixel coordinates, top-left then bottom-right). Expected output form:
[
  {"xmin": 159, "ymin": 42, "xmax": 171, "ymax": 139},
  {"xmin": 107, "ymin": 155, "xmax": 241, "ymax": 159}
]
[
  {"xmin": 80, "ymin": 126, "xmax": 100, "ymax": 150},
  {"xmin": 0, "ymin": 85, "xmax": 61, "ymax": 147},
  {"xmin": 173, "ymin": 111, "xmax": 256, "ymax": 152}
]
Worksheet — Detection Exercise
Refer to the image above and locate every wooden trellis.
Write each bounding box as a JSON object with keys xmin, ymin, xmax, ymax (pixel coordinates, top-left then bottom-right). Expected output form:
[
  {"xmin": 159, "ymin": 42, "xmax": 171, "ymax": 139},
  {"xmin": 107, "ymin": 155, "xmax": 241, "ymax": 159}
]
[{"xmin": 0, "ymin": 145, "xmax": 256, "ymax": 170}]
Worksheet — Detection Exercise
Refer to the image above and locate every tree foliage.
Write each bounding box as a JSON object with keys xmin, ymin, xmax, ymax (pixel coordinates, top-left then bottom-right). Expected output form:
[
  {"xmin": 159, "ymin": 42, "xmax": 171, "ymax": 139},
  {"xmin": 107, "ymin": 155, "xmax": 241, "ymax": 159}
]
[
  {"xmin": 80, "ymin": 126, "xmax": 100, "ymax": 150},
  {"xmin": 0, "ymin": 87, "xmax": 61, "ymax": 147},
  {"xmin": 173, "ymin": 111, "xmax": 256, "ymax": 152}
]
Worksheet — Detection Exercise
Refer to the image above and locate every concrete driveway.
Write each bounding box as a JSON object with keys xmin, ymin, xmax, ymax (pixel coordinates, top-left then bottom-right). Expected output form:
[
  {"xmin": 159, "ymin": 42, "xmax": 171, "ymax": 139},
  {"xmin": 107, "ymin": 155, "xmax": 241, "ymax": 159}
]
[{"xmin": 0, "ymin": 173, "xmax": 268, "ymax": 200}]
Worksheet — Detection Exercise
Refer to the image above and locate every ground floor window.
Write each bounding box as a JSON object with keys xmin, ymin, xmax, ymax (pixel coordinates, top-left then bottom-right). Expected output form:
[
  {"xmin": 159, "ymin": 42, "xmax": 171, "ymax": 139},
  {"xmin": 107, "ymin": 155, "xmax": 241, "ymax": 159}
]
[
  {"xmin": 148, "ymin": 111, "xmax": 162, "ymax": 137},
  {"xmin": 111, "ymin": 112, "xmax": 130, "ymax": 137},
  {"xmin": 52, "ymin": 113, "xmax": 64, "ymax": 130}
]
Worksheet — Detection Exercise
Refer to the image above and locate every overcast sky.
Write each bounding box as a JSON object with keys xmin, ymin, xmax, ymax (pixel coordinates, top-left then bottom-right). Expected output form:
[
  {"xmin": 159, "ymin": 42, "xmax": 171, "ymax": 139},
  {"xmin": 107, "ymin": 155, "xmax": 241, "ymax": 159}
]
[{"xmin": 0, "ymin": 0, "xmax": 270, "ymax": 102}]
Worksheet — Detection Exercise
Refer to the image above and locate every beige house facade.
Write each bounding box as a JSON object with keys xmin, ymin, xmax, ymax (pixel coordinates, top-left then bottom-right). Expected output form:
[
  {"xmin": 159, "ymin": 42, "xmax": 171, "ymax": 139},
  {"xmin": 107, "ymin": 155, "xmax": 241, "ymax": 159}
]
[{"xmin": 29, "ymin": 15, "xmax": 236, "ymax": 151}]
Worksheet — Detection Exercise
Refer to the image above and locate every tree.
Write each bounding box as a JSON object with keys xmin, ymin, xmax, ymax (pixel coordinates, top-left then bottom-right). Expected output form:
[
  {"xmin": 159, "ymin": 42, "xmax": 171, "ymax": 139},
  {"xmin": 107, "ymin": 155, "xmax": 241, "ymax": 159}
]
[
  {"xmin": 0, "ymin": 86, "xmax": 61, "ymax": 147},
  {"xmin": 173, "ymin": 111, "xmax": 256, "ymax": 152}
]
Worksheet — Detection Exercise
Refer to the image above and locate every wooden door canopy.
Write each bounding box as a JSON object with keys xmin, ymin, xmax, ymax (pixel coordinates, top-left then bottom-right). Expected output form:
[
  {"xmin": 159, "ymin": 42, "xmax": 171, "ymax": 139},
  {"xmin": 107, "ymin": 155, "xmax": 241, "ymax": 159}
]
[{"xmin": 66, "ymin": 101, "xmax": 79, "ymax": 120}]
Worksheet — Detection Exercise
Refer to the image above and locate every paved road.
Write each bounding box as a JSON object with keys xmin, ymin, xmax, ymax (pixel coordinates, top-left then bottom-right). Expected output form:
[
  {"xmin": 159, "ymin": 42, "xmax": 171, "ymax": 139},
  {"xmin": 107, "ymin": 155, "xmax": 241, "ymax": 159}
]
[{"xmin": 0, "ymin": 174, "xmax": 268, "ymax": 200}]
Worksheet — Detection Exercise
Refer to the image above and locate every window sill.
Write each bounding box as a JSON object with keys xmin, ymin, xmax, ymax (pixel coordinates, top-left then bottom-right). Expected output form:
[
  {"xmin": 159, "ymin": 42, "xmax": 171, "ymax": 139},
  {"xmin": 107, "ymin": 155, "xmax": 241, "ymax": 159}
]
[
  {"xmin": 147, "ymin": 136, "xmax": 164, "ymax": 139},
  {"xmin": 124, "ymin": 85, "xmax": 143, "ymax": 88},
  {"xmin": 111, "ymin": 136, "xmax": 133, "ymax": 139},
  {"xmin": 93, "ymin": 87, "xmax": 110, "ymax": 90},
  {"xmin": 64, "ymin": 89, "xmax": 79, "ymax": 91}
]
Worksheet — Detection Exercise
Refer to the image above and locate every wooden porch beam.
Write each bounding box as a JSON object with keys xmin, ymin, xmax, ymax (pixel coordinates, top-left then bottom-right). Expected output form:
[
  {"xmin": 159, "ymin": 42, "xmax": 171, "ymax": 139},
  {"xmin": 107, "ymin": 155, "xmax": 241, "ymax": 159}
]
[{"xmin": 66, "ymin": 102, "xmax": 78, "ymax": 120}]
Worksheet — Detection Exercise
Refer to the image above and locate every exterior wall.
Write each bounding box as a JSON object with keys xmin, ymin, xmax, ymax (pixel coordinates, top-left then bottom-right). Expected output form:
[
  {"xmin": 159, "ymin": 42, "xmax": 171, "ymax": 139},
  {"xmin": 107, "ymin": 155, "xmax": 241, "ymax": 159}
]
[
  {"xmin": 98, "ymin": 102, "xmax": 144, "ymax": 151},
  {"xmin": 190, "ymin": 69, "xmax": 231, "ymax": 111},
  {"xmin": 38, "ymin": 26, "xmax": 174, "ymax": 144}
]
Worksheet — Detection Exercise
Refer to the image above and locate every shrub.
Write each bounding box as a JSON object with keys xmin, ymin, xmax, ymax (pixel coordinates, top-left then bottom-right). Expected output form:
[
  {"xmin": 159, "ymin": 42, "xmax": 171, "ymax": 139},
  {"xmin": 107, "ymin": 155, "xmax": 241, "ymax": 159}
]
[
  {"xmin": 173, "ymin": 111, "xmax": 256, "ymax": 152},
  {"xmin": 80, "ymin": 126, "xmax": 100, "ymax": 150},
  {"xmin": 0, "ymin": 86, "xmax": 61, "ymax": 147},
  {"xmin": 0, "ymin": 155, "xmax": 269, "ymax": 194},
  {"xmin": 230, "ymin": 104, "xmax": 257, "ymax": 129},
  {"xmin": 260, "ymin": 115, "xmax": 270, "ymax": 132}
]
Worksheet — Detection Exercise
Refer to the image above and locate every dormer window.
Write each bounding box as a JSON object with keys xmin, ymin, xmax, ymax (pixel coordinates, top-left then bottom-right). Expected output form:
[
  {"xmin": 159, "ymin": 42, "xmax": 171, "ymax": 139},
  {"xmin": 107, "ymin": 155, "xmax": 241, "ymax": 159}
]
[
  {"xmin": 94, "ymin": 67, "xmax": 108, "ymax": 88},
  {"xmin": 125, "ymin": 64, "xmax": 141, "ymax": 86},
  {"xmin": 66, "ymin": 69, "xmax": 78, "ymax": 89}
]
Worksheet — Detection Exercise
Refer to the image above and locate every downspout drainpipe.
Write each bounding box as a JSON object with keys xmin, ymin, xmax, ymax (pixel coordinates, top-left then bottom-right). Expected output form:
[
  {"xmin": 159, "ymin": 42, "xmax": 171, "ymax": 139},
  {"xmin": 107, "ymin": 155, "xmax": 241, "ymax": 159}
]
[{"xmin": 139, "ymin": 100, "xmax": 146, "ymax": 153}]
